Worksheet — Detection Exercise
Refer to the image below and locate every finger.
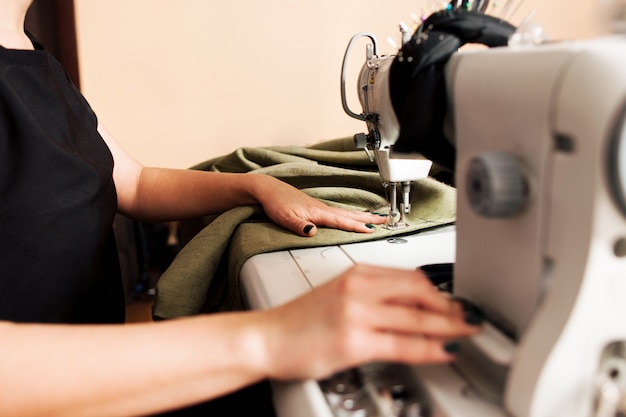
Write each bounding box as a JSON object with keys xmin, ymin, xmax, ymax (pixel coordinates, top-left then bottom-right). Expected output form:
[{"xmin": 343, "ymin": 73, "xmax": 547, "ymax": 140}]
[
  {"xmin": 323, "ymin": 207, "xmax": 389, "ymax": 226},
  {"xmin": 285, "ymin": 221, "xmax": 318, "ymax": 237},
  {"xmin": 347, "ymin": 331, "xmax": 461, "ymax": 367},
  {"xmin": 338, "ymin": 265, "xmax": 460, "ymax": 315},
  {"xmin": 281, "ymin": 208, "xmax": 387, "ymax": 236},
  {"xmin": 341, "ymin": 209, "xmax": 389, "ymax": 225},
  {"xmin": 268, "ymin": 206, "xmax": 318, "ymax": 236},
  {"xmin": 312, "ymin": 213, "xmax": 381, "ymax": 234},
  {"xmin": 292, "ymin": 214, "xmax": 382, "ymax": 236},
  {"xmin": 361, "ymin": 303, "xmax": 481, "ymax": 338},
  {"xmin": 376, "ymin": 333, "xmax": 461, "ymax": 365}
]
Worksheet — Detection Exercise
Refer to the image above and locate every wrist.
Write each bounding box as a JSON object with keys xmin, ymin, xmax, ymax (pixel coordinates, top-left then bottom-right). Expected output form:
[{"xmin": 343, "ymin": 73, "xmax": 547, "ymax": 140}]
[
  {"xmin": 245, "ymin": 174, "xmax": 279, "ymax": 206},
  {"xmin": 194, "ymin": 312, "xmax": 272, "ymax": 383},
  {"xmin": 242, "ymin": 310, "xmax": 274, "ymax": 379}
]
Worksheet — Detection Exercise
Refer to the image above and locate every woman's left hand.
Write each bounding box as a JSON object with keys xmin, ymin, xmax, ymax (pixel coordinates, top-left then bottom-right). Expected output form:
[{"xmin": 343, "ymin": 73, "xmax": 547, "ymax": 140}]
[{"xmin": 251, "ymin": 175, "xmax": 388, "ymax": 236}]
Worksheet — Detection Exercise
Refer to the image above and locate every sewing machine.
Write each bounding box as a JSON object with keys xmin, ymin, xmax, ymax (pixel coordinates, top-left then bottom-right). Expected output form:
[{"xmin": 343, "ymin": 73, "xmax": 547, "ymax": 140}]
[
  {"xmin": 340, "ymin": 30, "xmax": 434, "ymax": 229},
  {"xmin": 240, "ymin": 6, "xmax": 626, "ymax": 417}
]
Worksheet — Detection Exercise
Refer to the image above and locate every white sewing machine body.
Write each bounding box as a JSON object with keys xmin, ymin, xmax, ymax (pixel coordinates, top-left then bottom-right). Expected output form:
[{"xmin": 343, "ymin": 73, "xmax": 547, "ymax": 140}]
[
  {"xmin": 452, "ymin": 35, "xmax": 626, "ymax": 417},
  {"xmin": 241, "ymin": 35, "xmax": 626, "ymax": 417}
]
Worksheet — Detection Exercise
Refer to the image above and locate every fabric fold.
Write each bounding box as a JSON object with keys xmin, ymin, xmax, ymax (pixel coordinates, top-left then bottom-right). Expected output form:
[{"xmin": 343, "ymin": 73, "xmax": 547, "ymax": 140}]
[{"xmin": 153, "ymin": 138, "xmax": 456, "ymax": 319}]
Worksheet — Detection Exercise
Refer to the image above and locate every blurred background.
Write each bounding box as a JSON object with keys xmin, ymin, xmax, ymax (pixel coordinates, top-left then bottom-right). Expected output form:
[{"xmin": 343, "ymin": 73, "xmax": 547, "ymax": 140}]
[
  {"xmin": 22, "ymin": 0, "xmax": 619, "ymax": 314},
  {"xmin": 28, "ymin": 0, "xmax": 609, "ymax": 169}
]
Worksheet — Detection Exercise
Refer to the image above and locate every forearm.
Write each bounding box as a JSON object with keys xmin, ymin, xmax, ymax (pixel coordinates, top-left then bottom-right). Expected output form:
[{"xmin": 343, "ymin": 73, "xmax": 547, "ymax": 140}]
[
  {"xmin": 119, "ymin": 167, "xmax": 275, "ymax": 222},
  {"xmin": 0, "ymin": 266, "xmax": 481, "ymax": 416},
  {"xmin": 0, "ymin": 313, "xmax": 268, "ymax": 417}
]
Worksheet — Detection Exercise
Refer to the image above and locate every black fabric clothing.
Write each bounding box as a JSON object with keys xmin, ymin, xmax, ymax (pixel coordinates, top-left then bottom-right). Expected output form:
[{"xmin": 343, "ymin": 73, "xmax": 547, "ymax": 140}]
[
  {"xmin": 153, "ymin": 380, "xmax": 277, "ymax": 417},
  {"xmin": 0, "ymin": 38, "xmax": 124, "ymax": 324},
  {"xmin": 0, "ymin": 36, "xmax": 277, "ymax": 416}
]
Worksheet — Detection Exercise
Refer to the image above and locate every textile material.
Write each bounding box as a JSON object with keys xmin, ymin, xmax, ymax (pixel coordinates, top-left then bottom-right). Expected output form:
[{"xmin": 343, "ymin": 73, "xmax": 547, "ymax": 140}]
[
  {"xmin": 0, "ymin": 38, "xmax": 124, "ymax": 323},
  {"xmin": 153, "ymin": 138, "xmax": 456, "ymax": 319}
]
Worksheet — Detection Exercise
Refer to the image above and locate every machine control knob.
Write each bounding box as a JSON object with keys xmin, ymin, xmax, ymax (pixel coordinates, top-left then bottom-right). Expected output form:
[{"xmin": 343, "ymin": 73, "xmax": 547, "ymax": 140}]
[
  {"xmin": 354, "ymin": 133, "xmax": 369, "ymax": 149},
  {"xmin": 353, "ymin": 129, "xmax": 381, "ymax": 149},
  {"xmin": 466, "ymin": 151, "xmax": 527, "ymax": 217},
  {"xmin": 610, "ymin": 107, "xmax": 626, "ymax": 217}
]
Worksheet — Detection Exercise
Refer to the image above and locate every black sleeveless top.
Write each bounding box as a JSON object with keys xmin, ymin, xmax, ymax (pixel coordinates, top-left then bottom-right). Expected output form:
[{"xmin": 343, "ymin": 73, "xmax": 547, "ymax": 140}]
[{"xmin": 0, "ymin": 40, "xmax": 125, "ymax": 323}]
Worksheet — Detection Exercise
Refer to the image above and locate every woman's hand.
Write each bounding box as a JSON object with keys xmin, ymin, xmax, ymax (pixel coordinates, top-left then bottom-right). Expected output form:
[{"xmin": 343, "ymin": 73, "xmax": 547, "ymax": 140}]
[
  {"xmin": 251, "ymin": 174, "xmax": 387, "ymax": 236},
  {"xmin": 256, "ymin": 264, "xmax": 482, "ymax": 381}
]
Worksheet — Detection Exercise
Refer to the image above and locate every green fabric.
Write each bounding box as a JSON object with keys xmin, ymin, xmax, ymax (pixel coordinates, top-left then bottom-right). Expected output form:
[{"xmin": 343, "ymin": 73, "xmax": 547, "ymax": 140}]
[{"xmin": 153, "ymin": 137, "xmax": 456, "ymax": 319}]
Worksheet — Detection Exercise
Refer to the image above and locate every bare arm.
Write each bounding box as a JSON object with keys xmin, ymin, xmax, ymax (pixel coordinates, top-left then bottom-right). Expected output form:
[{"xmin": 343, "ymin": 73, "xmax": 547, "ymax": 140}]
[
  {"xmin": 0, "ymin": 265, "xmax": 479, "ymax": 417},
  {"xmin": 0, "ymin": 313, "xmax": 265, "ymax": 417},
  {"xmin": 99, "ymin": 124, "xmax": 387, "ymax": 235}
]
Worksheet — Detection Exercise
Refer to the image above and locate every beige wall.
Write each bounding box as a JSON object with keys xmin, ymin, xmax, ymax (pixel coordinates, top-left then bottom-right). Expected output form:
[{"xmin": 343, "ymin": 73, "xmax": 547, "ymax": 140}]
[{"xmin": 74, "ymin": 0, "xmax": 606, "ymax": 168}]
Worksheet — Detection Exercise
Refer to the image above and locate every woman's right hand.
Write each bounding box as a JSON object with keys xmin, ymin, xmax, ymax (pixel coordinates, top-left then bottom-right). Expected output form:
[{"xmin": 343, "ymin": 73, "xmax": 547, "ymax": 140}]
[{"xmin": 257, "ymin": 264, "xmax": 482, "ymax": 381}]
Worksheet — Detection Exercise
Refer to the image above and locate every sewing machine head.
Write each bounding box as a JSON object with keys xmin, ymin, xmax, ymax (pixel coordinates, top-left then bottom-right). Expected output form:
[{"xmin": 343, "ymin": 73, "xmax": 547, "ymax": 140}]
[
  {"xmin": 341, "ymin": 3, "xmax": 626, "ymax": 416},
  {"xmin": 341, "ymin": 6, "xmax": 515, "ymax": 228},
  {"xmin": 340, "ymin": 31, "xmax": 434, "ymax": 228}
]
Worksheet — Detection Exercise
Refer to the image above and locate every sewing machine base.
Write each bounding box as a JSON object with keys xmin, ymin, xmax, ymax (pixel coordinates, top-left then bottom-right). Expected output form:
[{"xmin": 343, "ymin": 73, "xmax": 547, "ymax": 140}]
[{"xmin": 239, "ymin": 226, "xmax": 506, "ymax": 417}]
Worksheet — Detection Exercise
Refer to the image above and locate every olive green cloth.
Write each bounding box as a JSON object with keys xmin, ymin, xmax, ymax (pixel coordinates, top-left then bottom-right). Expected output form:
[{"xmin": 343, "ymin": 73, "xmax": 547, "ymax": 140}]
[{"xmin": 152, "ymin": 138, "xmax": 456, "ymax": 319}]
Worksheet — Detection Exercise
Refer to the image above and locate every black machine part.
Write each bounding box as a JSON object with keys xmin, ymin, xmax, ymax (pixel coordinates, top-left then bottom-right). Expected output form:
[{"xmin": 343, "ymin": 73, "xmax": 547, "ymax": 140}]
[{"xmin": 389, "ymin": 10, "xmax": 516, "ymax": 172}]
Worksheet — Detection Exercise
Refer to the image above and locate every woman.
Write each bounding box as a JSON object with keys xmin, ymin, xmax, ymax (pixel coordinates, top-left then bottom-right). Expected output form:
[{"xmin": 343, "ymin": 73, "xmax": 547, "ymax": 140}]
[{"xmin": 0, "ymin": 1, "xmax": 481, "ymax": 415}]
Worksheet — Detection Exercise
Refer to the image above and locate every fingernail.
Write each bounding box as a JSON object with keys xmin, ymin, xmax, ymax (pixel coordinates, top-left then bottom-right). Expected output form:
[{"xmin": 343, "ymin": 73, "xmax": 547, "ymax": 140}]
[
  {"xmin": 453, "ymin": 297, "xmax": 484, "ymax": 325},
  {"xmin": 464, "ymin": 312, "xmax": 484, "ymax": 325},
  {"xmin": 443, "ymin": 341, "xmax": 461, "ymax": 355},
  {"xmin": 303, "ymin": 224, "xmax": 315, "ymax": 234},
  {"xmin": 372, "ymin": 212, "xmax": 389, "ymax": 217},
  {"xmin": 365, "ymin": 223, "xmax": 375, "ymax": 229}
]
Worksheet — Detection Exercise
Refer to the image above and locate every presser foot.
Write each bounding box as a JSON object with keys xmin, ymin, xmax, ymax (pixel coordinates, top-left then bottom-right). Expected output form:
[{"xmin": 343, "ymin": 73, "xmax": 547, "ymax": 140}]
[
  {"xmin": 381, "ymin": 182, "xmax": 412, "ymax": 230},
  {"xmin": 384, "ymin": 222, "xmax": 409, "ymax": 230},
  {"xmin": 384, "ymin": 204, "xmax": 410, "ymax": 230}
]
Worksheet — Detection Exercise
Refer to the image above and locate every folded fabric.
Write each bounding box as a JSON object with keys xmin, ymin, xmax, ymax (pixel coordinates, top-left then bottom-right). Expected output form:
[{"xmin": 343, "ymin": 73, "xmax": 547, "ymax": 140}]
[{"xmin": 153, "ymin": 138, "xmax": 456, "ymax": 319}]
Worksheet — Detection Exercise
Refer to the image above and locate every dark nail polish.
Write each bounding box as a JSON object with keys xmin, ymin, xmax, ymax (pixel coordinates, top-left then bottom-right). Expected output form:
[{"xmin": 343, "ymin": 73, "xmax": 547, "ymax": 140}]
[
  {"xmin": 365, "ymin": 223, "xmax": 375, "ymax": 229},
  {"xmin": 303, "ymin": 225, "xmax": 314, "ymax": 234},
  {"xmin": 454, "ymin": 297, "xmax": 484, "ymax": 326},
  {"xmin": 464, "ymin": 312, "xmax": 484, "ymax": 325},
  {"xmin": 443, "ymin": 341, "xmax": 461, "ymax": 355}
]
